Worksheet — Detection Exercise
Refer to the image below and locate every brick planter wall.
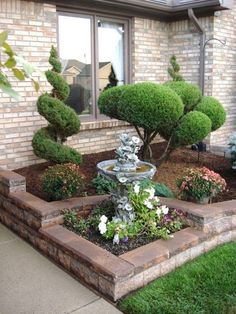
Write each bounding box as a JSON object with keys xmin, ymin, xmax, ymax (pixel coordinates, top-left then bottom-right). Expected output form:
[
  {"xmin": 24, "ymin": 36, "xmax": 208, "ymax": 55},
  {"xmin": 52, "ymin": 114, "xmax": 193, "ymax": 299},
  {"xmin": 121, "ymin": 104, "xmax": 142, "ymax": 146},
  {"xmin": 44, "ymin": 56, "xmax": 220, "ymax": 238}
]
[{"xmin": 0, "ymin": 170, "xmax": 235, "ymax": 301}]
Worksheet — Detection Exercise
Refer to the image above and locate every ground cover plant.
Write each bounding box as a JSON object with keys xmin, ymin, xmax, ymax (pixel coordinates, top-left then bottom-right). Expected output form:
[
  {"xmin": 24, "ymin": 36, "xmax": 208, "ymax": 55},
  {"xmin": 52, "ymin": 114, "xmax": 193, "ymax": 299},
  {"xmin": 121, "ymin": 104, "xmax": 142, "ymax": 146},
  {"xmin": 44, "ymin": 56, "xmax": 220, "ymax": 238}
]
[
  {"xmin": 32, "ymin": 46, "xmax": 82, "ymax": 164},
  {"xmin": 119, "ymin": 241, "xmax": 236, "ymax": 314}
]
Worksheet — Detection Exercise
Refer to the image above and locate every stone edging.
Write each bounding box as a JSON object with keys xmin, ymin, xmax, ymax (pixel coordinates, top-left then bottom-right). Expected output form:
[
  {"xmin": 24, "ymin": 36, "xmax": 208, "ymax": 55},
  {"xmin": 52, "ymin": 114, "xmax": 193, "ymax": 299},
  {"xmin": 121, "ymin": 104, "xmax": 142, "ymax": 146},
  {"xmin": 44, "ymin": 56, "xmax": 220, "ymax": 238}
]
[{"xmin": 0, "ymin": 170, "xmax": 235, "ymax": 301}]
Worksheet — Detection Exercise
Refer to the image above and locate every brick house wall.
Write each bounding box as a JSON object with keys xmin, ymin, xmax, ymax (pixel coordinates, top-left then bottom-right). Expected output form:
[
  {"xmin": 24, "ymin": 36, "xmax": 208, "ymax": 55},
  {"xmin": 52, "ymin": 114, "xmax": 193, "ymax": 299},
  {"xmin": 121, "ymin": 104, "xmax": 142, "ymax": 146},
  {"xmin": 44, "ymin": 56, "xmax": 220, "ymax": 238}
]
[{"xmin": 0, "ymin": 0, "xmax": 235, "ymax": 169}]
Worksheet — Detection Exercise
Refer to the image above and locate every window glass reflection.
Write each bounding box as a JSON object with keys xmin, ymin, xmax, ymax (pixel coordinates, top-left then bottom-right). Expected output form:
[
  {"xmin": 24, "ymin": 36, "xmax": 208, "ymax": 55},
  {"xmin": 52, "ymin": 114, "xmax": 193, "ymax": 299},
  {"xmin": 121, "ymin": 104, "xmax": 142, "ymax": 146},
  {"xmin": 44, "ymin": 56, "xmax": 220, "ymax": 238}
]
[
  {"xmin": 58, "ymin": 15, "xmax": 93, "ymax": 116},
  {"xmin": 98, "ymin": 20, "xmax": 125, "ymax": 92}
]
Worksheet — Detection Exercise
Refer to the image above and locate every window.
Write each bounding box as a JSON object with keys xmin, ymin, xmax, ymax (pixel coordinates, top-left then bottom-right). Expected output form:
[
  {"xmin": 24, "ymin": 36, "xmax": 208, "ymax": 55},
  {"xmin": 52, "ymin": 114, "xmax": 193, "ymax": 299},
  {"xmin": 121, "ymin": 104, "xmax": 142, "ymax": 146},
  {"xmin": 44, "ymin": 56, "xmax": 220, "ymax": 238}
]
[{"xmin": 58, "ymin": 12, "xmax": 130, "ymax": 120}]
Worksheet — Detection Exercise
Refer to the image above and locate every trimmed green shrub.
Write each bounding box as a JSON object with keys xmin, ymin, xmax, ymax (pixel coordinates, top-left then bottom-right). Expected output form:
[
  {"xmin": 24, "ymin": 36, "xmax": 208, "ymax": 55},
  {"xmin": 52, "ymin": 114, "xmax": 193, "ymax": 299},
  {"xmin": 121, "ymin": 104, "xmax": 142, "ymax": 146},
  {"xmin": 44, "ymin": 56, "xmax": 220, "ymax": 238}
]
[
  {"xmin": 165, "ymin": 81, "xmax": 202, "ymax": 112},
  {"xmin": 195, "ymin": 96, "xmax": 226, "ymax": 131},
  {"xmin": 98, "ymin": 85, "xmax": 129, "ymax": 120},
  {"xmin": 32, "ymin": 46, "xmax": 82, "ymax": 164},
  {"xmin": 173, "ymin": 111, "xmax": 212, "ymax": 147},
  {"xmin": 98, "ymin": 82, "xmax": 184, "ymax": 159},
  {"xmin": 92, "ymin": 174, "xmax": 116, "ymax": 195},
  {"xmin": 41, "ymin": 163, "xmax": 83, "ymax": 201},
  {"xmin": 117, "ymin": 83, "xmax": 184, "ymax": 131}
]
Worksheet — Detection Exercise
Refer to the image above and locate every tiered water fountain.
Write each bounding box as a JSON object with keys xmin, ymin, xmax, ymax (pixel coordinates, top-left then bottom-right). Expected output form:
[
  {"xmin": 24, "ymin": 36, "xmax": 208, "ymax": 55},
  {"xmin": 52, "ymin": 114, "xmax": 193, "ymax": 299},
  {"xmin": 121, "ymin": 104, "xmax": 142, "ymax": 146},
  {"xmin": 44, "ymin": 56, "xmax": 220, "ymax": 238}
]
[{"xmin": 97, "ymin": 133, "xmax": 156, "ymax": 222}]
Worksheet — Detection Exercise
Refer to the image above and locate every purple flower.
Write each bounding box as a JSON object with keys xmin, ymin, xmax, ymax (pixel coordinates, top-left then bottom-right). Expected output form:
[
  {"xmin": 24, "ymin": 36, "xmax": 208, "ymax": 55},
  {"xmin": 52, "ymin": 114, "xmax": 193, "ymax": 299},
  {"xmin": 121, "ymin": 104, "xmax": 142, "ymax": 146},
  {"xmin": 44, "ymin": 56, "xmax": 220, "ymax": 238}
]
[{"xmin": 121, "ymin": 236, "xmax": 129, "ymax": 243}]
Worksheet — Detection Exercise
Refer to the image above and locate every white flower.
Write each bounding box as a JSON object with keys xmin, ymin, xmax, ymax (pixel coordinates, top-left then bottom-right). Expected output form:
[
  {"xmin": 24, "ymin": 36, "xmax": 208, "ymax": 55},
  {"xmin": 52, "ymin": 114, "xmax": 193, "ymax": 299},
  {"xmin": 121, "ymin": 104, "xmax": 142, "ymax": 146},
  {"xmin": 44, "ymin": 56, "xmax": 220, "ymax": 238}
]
[
  {"xmin": 144, "ymin": 199, "xmax": 153, "ymax": 209},
  {"xmin": 100, "ymin": 215, "xmax": 108, "ymax": 223},
  {"xmin": 118, "ymin": 176, "xmax": 128, "ymax": 183},
  {"xmin": 98, "ymin": 222, "xmax": 107, "ymax": 235},
  {"xmin": 144, "ymin": 187, "xmax": 155, "ymax": 199},
  {"xmin": 154, "ymin": 196, "xmax": 160, "ymax": 203},
  {"xmin": 134, "ymin": 184, "xmax": 140, "ymax": 194},
  {"xmin": 132, "ymin": 136, "xmax": 140, "ymax": 144},
  {"xmin": 156, "ymin": 208, "xmax": 161, "ymax": 216},
  {"xmin": 113, "ymin": 234, "xmax": 120, "ymax": 245},
  {"xmin": 161, "ymin": 205, "xmax": 169, "ymax": 215},
  {"xmin": 125, "ymin": 203, "xmax": 133, "ymax": 211}
]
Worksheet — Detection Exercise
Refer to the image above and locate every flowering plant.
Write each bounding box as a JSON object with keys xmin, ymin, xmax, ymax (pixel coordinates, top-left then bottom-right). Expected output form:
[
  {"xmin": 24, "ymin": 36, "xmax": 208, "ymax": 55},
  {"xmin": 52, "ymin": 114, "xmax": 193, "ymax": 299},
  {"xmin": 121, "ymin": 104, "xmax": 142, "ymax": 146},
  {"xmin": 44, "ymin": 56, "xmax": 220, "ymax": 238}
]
[
  {"xmin": 176, "ymin": 167, "xmax": 226, "ymax": 202},
  {"xmin": 98, "ymin": 181, "xmax": 186, "ymax": 244}
]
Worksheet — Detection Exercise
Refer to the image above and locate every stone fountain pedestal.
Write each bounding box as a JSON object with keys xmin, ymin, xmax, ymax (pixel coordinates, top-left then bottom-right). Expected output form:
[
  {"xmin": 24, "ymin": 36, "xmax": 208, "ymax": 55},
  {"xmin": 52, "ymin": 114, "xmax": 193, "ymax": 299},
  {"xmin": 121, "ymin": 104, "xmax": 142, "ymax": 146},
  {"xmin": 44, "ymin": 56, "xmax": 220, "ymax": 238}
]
[{"xmin": 97, "ymin": 133, "xmax": 156, "ymax": 223}]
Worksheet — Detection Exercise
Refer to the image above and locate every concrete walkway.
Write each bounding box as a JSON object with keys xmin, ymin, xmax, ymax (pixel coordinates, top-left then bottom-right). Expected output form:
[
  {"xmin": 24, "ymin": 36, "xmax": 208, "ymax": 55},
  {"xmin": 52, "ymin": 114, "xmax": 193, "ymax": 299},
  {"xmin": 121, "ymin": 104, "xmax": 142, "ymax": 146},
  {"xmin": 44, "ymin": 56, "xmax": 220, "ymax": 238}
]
[{"xmin": 0, "ymin": 223, "xmax": 121, "ymax": 314}]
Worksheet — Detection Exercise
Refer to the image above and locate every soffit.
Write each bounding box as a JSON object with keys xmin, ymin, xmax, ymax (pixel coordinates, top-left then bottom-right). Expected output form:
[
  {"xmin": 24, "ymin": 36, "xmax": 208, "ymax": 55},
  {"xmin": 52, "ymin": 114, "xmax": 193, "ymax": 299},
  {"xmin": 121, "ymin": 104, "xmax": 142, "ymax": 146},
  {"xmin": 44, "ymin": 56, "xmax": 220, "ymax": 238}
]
[{"xmin": 26, "ymin": 0, "xmax": 233, "ymax": 20}]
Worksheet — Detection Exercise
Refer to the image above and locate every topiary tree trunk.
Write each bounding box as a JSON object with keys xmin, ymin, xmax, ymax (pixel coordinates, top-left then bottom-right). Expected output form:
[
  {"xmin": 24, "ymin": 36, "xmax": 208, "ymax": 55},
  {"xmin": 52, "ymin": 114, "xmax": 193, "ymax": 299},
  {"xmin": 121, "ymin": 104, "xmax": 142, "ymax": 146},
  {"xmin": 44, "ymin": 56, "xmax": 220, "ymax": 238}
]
[{"xmin": 32, "ymin": 46, "xmax": 82, "ymax": 164}]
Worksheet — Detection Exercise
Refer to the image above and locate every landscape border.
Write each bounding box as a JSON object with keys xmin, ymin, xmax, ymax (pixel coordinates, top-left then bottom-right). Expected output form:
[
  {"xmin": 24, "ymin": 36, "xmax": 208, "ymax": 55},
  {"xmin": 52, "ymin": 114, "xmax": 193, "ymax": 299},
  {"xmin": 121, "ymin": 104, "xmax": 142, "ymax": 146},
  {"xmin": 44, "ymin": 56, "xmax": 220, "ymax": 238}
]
[{"xmin": 0, "ymin": 170, "xmax": 235, "ymax": 301}]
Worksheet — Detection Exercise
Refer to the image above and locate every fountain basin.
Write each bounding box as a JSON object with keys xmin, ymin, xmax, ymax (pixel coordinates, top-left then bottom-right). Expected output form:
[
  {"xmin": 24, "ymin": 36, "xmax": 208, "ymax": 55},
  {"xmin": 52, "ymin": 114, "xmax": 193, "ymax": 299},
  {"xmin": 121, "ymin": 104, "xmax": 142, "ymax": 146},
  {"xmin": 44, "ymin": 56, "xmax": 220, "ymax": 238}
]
[{"xmin": 97, "ymin": 159, "xmax": 156, "ymax": 183}]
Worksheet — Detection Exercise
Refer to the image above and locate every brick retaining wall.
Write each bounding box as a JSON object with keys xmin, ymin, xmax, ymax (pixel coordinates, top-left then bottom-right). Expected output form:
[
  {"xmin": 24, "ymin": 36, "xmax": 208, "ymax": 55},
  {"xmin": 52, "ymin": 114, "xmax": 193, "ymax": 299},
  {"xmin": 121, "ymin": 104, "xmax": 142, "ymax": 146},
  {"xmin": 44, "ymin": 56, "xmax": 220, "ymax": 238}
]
[{"xmin": 0, "ymin": 170, "xmax": 235, "ymax": 301}]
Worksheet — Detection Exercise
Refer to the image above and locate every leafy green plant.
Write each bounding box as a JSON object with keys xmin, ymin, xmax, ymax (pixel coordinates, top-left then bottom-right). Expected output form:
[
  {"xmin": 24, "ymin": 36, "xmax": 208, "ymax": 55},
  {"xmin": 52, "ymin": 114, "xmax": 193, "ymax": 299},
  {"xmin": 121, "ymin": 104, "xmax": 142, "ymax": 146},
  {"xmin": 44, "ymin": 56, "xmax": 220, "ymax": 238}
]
[
  {"xmin": 32, "ymin": 46, "xmax": 82, "ymax": 164},
  {"xmin": 154, "ymin": 182, "xmax": 175, "ymax": 198},
  {"xmin": 0, "ymin": 31, "xmax": 42, "ymax": 100},
  {"xmin": 41, "ymin": 163, "xmax": 83, "ymax": 201},
  {"xmin": 92, "ymin": 174, "xmax": 116, "ymax": 195}
]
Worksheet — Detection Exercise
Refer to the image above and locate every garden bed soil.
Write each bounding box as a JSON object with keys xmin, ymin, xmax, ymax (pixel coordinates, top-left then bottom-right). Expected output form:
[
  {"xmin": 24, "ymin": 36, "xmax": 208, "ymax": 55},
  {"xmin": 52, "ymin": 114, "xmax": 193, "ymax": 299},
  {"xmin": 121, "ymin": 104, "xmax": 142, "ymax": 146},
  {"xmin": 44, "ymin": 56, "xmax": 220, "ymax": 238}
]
[{"xmin": 14, "ymin": 142, "xmax": 234, "ymax": 203}]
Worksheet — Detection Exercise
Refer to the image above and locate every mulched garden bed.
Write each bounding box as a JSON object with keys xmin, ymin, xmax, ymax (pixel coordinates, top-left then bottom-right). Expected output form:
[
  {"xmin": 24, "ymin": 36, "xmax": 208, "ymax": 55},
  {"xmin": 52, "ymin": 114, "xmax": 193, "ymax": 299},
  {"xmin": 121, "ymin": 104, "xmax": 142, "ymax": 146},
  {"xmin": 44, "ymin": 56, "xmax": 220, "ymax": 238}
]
[{"xmin": 14, "ymin": 142, "xmax": 234, "ymax": 203}]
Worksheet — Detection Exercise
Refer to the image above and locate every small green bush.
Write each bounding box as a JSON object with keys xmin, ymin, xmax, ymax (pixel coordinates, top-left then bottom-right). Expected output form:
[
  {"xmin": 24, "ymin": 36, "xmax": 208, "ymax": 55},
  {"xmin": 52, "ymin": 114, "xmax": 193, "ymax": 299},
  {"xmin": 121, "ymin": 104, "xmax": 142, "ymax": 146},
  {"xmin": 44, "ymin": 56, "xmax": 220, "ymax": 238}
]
[
  {"xmin": 165, "ymin": 81, "xmax": 202, "ymax": 112},
  {"xmin": 92, "ymin": 174, "xmax": 116, "ymax": 195},
  {"xmin": 154, "ymin": 182, "xmax": 175, "ymax": 198},
  {"xmin": 41, "ymin": 163, "xmax": 83, "ymax": 201},
  {"xmin": 196, "ymin": 96, "xmax": 226, "ymax": 131},
  {"xmin": 173, "ymin": 111, "xmax": 212, "ymax": 147}
]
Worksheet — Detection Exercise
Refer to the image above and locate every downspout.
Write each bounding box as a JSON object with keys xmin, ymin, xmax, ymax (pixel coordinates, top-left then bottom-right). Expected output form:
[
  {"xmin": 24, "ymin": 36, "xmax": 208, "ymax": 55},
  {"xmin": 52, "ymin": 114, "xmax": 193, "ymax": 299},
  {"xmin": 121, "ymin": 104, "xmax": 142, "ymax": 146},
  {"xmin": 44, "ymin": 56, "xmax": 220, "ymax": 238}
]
[{"xmin": 188, "ymin": 8, "xmax": 206, "ymax": 95}]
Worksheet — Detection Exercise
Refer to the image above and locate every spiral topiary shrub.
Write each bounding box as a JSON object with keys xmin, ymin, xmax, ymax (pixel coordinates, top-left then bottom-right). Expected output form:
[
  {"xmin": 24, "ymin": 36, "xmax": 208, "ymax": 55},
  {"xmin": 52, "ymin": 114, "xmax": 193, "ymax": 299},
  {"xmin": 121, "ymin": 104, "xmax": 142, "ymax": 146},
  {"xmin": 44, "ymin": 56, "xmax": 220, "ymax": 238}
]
[
  {"xmin": 41, "ymin": 163, "xmax": 83, "ymax": 201},
  {"xmin": 32, "ymin": 46, "xmax": 82, "ymax": 164},
  {"xmin": 173, "ymin": 111, "xmax": 212, "ymax": 147},
  {"xmin": 195, "ymin": 96, "xmax": 226, "ymax": 131},
  {"xmin": 165, "ymin": 81, "xmax": 202, "ymax": 112}
]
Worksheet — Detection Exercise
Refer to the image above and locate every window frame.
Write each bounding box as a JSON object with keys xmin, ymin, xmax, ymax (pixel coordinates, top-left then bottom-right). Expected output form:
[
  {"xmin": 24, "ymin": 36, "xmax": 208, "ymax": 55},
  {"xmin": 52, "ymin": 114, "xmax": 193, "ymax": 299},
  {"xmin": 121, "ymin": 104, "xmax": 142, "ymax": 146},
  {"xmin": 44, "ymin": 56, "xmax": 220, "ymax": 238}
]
[{"xmin": 57, "ymin": 9, "xmax": 131, "ymax": 122}]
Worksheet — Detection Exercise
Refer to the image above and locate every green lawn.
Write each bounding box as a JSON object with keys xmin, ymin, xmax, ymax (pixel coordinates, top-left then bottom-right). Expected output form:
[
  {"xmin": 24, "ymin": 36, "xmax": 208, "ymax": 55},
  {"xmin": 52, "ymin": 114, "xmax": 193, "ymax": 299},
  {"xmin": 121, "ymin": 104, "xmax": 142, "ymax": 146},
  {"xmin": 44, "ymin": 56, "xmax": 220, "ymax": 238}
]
[{"xmin": 119, "ymin": 242, "xmax": 236, "ymax": 314}]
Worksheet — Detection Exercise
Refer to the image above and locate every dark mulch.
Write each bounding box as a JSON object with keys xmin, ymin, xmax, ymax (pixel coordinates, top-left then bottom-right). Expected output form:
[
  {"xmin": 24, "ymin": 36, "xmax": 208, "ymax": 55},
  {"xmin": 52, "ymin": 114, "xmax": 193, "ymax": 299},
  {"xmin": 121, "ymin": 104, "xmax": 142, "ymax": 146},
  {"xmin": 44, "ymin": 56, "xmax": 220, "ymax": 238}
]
[{"xmin": 14, "ymin": 142, "xmax": 235, "ymax": 203}]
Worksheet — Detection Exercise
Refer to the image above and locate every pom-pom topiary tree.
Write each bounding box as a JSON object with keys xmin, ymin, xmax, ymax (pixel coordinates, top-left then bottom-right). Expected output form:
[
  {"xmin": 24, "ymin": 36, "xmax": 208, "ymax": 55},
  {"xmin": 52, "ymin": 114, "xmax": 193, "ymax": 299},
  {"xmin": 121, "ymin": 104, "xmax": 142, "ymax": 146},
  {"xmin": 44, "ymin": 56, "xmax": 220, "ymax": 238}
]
[
  {"xmin": 165, "ymin": 81, "xmax": 202, "ymax": 112},
  {"xmin": 32, "ymin": 46, "xmax": 82, "ymax": 164},
  {"xmin": 195, "ymin": 96, "xmax": 226, "ymax": 131},
  {"xmin": 98, "ymin": 83, "xmax": 226, "ymax": 164},
  {"xmin": 99, "ymin": 82, "xmax": 184, "ymax": 159}
]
